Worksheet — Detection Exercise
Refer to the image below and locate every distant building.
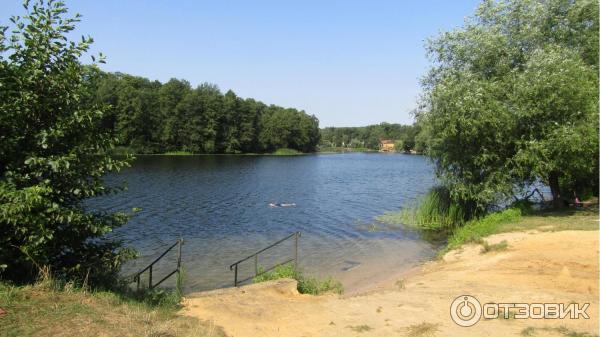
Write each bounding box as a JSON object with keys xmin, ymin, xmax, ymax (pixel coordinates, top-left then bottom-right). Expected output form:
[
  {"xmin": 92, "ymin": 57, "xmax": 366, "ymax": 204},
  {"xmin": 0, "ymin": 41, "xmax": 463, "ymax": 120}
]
[{"xmin": 379, "ymin": 139, "xmax": 395, "ymax": 152}]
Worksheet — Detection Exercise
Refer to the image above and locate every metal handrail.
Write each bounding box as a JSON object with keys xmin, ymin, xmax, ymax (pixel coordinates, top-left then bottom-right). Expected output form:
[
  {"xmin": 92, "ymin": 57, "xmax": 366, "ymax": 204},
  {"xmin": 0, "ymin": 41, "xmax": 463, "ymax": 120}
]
[
  {"xmin": 229, "ymin": 231, "xmax": 301, "ymax": 287},
  {"xmin": 132, "ymin": 238, "xmax": 183, "ymax": 290}
]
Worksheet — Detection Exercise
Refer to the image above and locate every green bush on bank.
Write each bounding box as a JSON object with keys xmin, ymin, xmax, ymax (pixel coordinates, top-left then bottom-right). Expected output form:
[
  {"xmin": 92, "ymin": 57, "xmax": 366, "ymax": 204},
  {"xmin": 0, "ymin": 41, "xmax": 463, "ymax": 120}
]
[
  {"xmin": 447, "ymin": 208, "xmax": 522, "ymax": 250},
  {"xmin": 163, "ymin": 151, "xmax": 195, "ymax": 156},
  {"xmin": 377, "ymin": 186, "xmax": 526, "ymax": 253},
  {"xmin": 272, "ymin": 148, "xmax": 302, "ymax": 156},
  {"xmin": 253, "ymin": 264, "xmax": 343, "ymax": 295}
]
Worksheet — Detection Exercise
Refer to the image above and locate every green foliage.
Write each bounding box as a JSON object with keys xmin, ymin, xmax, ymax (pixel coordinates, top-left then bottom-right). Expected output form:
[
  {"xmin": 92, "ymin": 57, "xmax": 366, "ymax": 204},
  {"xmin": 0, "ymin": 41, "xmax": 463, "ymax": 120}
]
[
  {"xmin": 90, "ymin": 73, "xmax": 320, "ymax": 154},
  {"xmin": 380, "ymin": 186, "xmax": 471, "ymax": 231},
  {"xmin": 0, "ymin": 1, "xmax": 135, "ymax": 286},
  {"xmin": 418, "ymin": 0, "xmax": 599, "ymax": 210},
  {"xmin": 297, "ymin": 275, "xmax": 344, "ymax": 295},
  {"xmin": 253, "ymin": 264, "xmax": 343, "ymax": 295},
  {"xmin": 272, "ymin": 148, "xmax": 301, "ymax": 156},
  {"xmin": 253, "ymin": 263, "xmax": 297, "ymax": 282},
  {"xmin": 163, "ymin": 151, "xmax": 194, "ymax": 156},
  {"xmin": 394, "ymin": 140, "xmax": 404, "ymax": 152},
  {"xmin": 319, "ymin": 122, "xmax": 420, "ymax": 152},
  {"xmin": 447, "ymin": 208, "xmax": 522, "ymax": 250}
]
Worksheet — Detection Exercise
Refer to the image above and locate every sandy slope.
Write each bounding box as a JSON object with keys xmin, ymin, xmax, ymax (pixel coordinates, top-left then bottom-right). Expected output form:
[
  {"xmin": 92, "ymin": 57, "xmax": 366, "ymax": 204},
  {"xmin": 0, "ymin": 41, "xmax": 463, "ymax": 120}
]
[{"xmin": 182, "ymin": 230, "xmax": 599, "ymax": 337}]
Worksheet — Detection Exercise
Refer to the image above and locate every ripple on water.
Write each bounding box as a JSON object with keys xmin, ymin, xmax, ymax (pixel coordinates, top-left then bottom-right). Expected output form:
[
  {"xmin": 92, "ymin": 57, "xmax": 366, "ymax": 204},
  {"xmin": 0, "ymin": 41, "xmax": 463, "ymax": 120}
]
[{"xmin": 87, "ymin": 153, "xmax": 438, "ymax": 292}]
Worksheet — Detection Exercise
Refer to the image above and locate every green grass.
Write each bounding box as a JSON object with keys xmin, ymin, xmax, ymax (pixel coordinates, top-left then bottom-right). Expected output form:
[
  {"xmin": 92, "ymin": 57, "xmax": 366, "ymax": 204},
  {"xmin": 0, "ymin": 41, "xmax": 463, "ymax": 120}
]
[
  {"xmin": 271, "ymin": 148, "xmax": 302, "ymax": 155},
  {"xmin": 0, "ymin": 280, "xmax": 225, "ymax": 337},
  {"xmin": 377, "ymin": 195, "xmax": 598, "ymax": 257},
  {"xmin": 447, "ymin": 208, "xmax": 522, "ymax": 250},
  {"xmin": 441, "ymin": 199, "xmax": 598, "ymax": 254},
  {"xmin": 405, "ymin": 322, "xmax": 439, "ymax": 337},
  {"xmin": 480, "ymin": 240, "xmax": 509, "ymax": 254},
  {"xmin": 317, "ymin": 146, "xmax": 377, "ymax": 153},
  {"xmin": 377, "ymin": 186, "xmax": 467, "ymax": 231},
  {"xmin": 253, "ymin": 264, "xmax": 343, "ymax": 295},
  {"xmin": 163, "ymin": 151, "xmax": 194, "ymax": 155},
  {"xmin": 521, "ymin": 326, "xmax": 599, "ymax": 337}
]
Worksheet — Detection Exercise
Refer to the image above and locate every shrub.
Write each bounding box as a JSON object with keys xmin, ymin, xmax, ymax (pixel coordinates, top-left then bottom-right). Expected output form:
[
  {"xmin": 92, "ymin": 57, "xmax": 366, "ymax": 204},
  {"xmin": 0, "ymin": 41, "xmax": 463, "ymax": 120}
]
[
  {"xmin": 0, "ymin": 0, "xmax": 134, "ymax": 287},
  {"xmin": 253, "ymin": 264, "xmax": 343, "ymax": 295},
  {"xmin": 272, "ymin": 148, "xmax": 302, "ymax": 155},
  {"xmin": 385, "ymin": 186, "xmax": 472, "ymax": 231}
]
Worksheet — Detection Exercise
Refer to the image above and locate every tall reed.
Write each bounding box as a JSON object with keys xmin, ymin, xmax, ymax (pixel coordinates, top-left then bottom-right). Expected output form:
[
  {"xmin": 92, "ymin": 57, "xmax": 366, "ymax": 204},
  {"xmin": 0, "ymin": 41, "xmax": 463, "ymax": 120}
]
[{"xmin": 401, "ymin": 186, "xmax": 469, "ymax": 231}]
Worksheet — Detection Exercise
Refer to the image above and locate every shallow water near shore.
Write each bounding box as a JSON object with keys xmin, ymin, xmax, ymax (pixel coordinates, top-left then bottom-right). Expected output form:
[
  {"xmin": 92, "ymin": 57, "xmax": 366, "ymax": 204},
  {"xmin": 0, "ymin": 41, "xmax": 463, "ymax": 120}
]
[{"xmin": 87, "ymin": 153, "xmax": 439, "ymax": 292}]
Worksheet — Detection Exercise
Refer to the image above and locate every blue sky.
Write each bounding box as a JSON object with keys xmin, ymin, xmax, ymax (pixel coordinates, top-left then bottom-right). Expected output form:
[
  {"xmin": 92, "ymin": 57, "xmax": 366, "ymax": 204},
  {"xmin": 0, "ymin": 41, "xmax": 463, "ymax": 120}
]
[{"xmin": 1, "ymin": 1, "xmax": 480, "ymax": 127}]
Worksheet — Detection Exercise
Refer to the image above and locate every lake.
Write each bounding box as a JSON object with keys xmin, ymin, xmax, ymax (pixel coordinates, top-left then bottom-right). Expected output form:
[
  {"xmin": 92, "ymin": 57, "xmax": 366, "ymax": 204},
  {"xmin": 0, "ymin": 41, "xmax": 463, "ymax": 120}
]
[{"xmin": 88, "ymin": 153, "xmax": 439, "ymax": 293}]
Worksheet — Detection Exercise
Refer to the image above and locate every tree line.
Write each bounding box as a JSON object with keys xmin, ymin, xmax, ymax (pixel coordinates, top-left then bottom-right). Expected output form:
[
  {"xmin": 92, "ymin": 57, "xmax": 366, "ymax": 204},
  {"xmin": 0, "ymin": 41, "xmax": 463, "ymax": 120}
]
[
  {"xmin": 319, "ymin": 123, "xmax": 421, "ymax": 152},
  {"xmin": 86, "ymin": 71, "xmax": 320, "ymax": 154}
]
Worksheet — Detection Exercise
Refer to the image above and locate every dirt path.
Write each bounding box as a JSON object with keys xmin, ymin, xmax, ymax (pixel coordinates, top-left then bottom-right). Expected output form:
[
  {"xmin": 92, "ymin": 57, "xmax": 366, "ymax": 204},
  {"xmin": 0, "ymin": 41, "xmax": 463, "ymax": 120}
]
[{"xmin": 182, "ymin": 230, "xmax": 599, "ymax": 337}]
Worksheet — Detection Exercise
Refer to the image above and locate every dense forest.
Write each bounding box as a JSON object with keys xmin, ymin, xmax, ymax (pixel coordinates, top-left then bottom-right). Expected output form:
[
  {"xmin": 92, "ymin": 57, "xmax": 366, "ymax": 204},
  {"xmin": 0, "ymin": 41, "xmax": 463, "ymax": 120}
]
[
  {"xmin": 319, "ymin": 123, "xmax": 420, "ymax": 152},
  {"xmin": 86, "ymin": 71, "xmax": 321, "ymax": 154}
]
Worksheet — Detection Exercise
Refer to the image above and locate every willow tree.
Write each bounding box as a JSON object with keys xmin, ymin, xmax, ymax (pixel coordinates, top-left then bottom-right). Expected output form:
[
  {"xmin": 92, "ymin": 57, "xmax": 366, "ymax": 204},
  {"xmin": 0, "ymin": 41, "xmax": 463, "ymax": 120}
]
[
  {"xmin": 418, "ymin": 0, "xmax": 598, "ymax": 211},
  {"xmin": 0, "ymin": 0, "xmax": 134, "ymax": 285}
]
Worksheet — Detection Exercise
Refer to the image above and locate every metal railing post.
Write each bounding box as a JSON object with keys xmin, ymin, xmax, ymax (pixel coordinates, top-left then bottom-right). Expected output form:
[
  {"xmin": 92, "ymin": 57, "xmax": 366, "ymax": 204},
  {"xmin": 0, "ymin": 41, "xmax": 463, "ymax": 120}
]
[
  {"xmin": 294, "ymin": 233, "xmax": 298, "ymax": 271},
  {"xmin": 254, "ymin": 254, "xmax": 258, "ymax": 276},
  {"xmin": 131, "ymin": 239, "xmax": 182, "ymax": 291},
  {"xmin": 234, "ymin": 264, "xmax": 238, "ymax": 287},
  {"xmin": 229, "ymin": 231, "xmax": 301, "ymax": 287},
  {"xmin": 177, "ymin": 239, "xmax": 182, "ymax": 275}
]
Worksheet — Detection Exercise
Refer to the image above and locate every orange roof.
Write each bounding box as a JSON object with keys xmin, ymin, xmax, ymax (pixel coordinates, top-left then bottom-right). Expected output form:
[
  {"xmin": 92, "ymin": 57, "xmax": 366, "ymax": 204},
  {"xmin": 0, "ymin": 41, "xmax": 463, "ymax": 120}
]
[{"xmin": 380, "ymin": 139, "xmax": 394, "ymax": 144}]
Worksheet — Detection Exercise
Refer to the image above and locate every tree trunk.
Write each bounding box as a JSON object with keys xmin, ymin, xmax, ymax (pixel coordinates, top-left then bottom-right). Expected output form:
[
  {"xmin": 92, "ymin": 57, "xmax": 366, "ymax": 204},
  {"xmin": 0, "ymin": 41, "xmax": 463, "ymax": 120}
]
[{"xmin": 548, "ymin": 171, "xmax": 563, "ymax": 209}]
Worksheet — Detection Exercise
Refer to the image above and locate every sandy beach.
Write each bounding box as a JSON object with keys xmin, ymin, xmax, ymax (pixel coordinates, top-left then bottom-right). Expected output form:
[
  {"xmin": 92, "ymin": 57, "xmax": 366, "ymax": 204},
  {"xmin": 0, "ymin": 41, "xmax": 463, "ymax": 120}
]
[{"xmin": 183, "ymin": 230, "xmax": 599, "ymax": 337}]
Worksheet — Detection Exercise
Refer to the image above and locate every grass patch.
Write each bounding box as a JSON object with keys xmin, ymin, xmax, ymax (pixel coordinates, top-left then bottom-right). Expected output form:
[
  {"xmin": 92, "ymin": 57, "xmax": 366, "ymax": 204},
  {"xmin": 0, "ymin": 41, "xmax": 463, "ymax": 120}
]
[
  {"xmin": 377, "ymin": 186, "xmax": 467, "ymax": 232},
  {"xmin": 495, "ymin": 203, "xmax": 598, "ymax": 233},
  {"xmin": 521, "ymin": 326, "xmax": 598, "ymax": 337},
  {"xmin": 440, "ymin": 200, "xmax": 597, "ymax": 255},
  {"xmin": 447, "ymin": 208, "xmax": 522, "ymax": 251},
  {"xmin": 271, "ymin": 148, "xmax": 302, "ymax": 155},
  {"xmin": 378, "ymin": 196, "xmax": 597, "ymax": 259},
  {"xmin": 0, "ymin": 280, "xmax": 225, "ymax": 337},
  {"xmin": 480, "ymin": 240, "xmax": 508, "ymax": 254},
  {"xmin": 376, "ymin": 211, "xmax": 410, "ymax": 226},
  {"xmin": 521, "ymin": 327, "xmax": 536, "ymax": 336},
  {"xmin": 163, "ymin": 151, "xmax": 194, "ymax": 155},
  {"xmin": 405, "ymin": 322, "xmax": 439, "ymax": 337},
  {"xmin": 347, "ymin": 324, "xmax": 372, "ymax": 333},
  {"xmin": 253, "ymin": 264, "xmax": 343, "ymax": 295},
  {"xmin": 317, "ymin": 146, "xmax": 377, "ymax": 153}
]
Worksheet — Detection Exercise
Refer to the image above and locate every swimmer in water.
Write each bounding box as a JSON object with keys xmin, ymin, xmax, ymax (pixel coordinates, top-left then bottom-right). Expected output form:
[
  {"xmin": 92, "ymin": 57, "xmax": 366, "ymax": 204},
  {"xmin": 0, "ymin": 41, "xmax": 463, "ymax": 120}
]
[{"xmin": 269, "ymin": 202, "xmax": 296, "ymax": 208}]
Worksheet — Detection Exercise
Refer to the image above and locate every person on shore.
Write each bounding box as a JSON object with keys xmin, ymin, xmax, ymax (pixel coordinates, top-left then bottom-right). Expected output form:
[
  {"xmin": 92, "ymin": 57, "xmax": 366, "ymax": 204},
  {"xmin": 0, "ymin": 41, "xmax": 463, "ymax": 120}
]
[{"xmin": 574, "ymin": 196, "xmax": 583, "ymax": 208}]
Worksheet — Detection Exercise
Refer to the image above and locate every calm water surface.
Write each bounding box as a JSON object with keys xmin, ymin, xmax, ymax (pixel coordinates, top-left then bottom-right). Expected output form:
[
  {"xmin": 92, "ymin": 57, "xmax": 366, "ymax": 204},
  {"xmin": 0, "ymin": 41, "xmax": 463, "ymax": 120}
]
[{"xmin": 88, "ymin": 153, "xmax": 438, "ymax": 292}]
